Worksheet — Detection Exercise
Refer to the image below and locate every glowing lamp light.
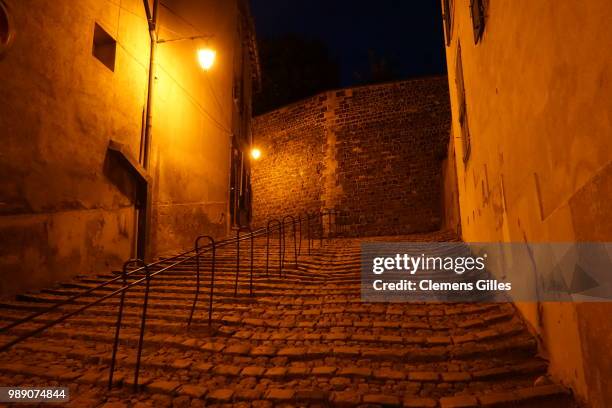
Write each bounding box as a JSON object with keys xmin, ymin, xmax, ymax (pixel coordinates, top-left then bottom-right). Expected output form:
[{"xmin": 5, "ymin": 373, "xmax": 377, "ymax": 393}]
[
  {"xmin": 250, "ymin": 148, "xmax": 261, "ymax": 160},
  {"xmin": 197, "ymin": 48, "xmax": 216, "ymax": 70}
]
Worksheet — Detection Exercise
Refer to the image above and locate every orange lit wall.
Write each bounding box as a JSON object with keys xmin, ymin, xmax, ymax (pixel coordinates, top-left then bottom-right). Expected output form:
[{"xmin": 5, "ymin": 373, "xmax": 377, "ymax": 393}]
[
  {"xmin": 0, "ymin": 0, "xmax": 255, "ymax": 295},
  {"xmin": 442, "ymin": 1, "xmax": 612, "ymax": 405}
]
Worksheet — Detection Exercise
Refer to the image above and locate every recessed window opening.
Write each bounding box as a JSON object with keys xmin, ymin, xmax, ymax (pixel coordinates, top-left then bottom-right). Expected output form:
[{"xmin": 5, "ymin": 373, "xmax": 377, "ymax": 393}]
[
  {"xmin": 455, "ymin": 42, "xmax": 471, "ymax": 162},
  {"xmin": 0, "ymin": 0, "xmax": 14, "ymax": 58},
  {"xmin": 470, "ymin": 0, "xmax": 486, "ymax": 43},
  {"xmin": 92, "ymin": 23, "xmax": 116, "ymax": 71}
]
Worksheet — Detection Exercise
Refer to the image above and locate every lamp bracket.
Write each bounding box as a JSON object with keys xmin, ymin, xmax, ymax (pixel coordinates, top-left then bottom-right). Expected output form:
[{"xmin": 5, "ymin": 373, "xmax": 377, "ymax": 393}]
[{"xmin": 157, "ymin": 34, "xmax": 213, "ymax": 44}]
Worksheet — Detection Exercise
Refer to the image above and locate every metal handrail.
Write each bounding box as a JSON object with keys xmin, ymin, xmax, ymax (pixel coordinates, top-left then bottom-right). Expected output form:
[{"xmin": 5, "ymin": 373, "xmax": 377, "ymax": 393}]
[
  {"xmin": 109, "ymin": 259, "xmax": 143, "ymax": 390},
  {"xmin": 234, "ymin": 227, "xmax": 254, "ymax": 296},
  {"xmin": 296, "ymin": 215, "xmax": 303, "ymax": 257},
  {"xmin": 188, "ymin": 235, "xmax": 215, "ymax": 327},
  {"xmin": 305, "ymin": 212, "xmax": 311, "ymax": 255},
  {"xmin": 0, "ymin": 219, "xmax": 298, "ymax": 337},
  {"xmin": 109, "ymin": 259, "xmax": 152, "ymax": 391},
  {"xmin": 306, "ymin": 211, "xmax": 322, "ymax": 254},
  {"xmin": 0, "ymin": 244, "xmax": 200, "ymax": 335},
  {"xmin": 0, "ymin": 243, "xmax": 214, "ymax": 355},
  {"xmin": 0, "ymin": 211, "xmax": 341, "ymax": 392},
  {"xmin": 282, "ymin": 215, "xmax": 298, "ymax": 271},
  {"xmin": 266, "ymin": 219, "xmax": 282, "ymax": 277}
]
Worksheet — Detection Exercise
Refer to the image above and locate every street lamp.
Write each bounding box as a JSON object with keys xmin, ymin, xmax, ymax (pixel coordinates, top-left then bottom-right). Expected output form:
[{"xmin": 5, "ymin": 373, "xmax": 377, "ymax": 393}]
[
  {"xmin": 250, "ymin": 148, "xmax": 261, "ymax": 160},
  {"xmin": 156, "ymin": 35, "xmax": 215, "ymax": 71},
  {"xmin": 197, "ymin": 48, "xmax": 216, "ymax": 71}
]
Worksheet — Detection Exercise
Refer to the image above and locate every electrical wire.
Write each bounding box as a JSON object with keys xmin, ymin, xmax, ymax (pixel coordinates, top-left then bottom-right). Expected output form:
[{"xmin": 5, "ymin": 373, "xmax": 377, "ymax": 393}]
[
  {"xmin": 157, "ymin": 0, "xmax": 233, "ymax": 127},
  {"xmin": 160, "ymin": 1, "xmax": 205, "ymax": 37},
  {"xmin": 156, "ymin": 64, "xmax": 233, "ymax": 135},
  {"xmin": 104, "ymin": 0, "xmax": 235, "ymax": 136}
]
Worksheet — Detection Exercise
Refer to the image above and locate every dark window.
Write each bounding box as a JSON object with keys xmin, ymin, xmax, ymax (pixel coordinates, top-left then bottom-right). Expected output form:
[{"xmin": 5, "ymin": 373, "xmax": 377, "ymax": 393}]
[
  {"xmin": 442, "ymin": 0, "xmax": 454, "ymax": 46},
  {"xmin": 470, "ymin": 0, "xmax": 486, "ymax": 43},
  {"xmin": 92, "ymin": 23, "xmax": 116, "ymax": 71},
  {"xmin": 229, "ymin": 137, "xmax": 252, "ymax": 227},
  {"xmin": 233, "ymin": 78, "xmax": 243, "ymax": 113},
  {"xmin": 0, "ymin": 0, "xmax": 13, "ymax": 58},
  {"xmin": 455, "ymin": 42, "xmax": 471, "ymax": 162}
]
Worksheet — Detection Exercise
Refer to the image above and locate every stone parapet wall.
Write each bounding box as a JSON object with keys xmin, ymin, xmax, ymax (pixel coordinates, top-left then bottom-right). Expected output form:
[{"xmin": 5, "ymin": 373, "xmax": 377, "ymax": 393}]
[{"xmin": 252, "ymin": 76, "xmax": 451, "ymax": 236}]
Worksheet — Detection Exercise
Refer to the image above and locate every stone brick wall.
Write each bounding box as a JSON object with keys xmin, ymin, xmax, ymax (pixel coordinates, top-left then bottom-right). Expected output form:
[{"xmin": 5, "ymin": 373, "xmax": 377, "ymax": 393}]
[
  {"xmin": 250, "ymin": 94, "xmax": 328, "ymax": 224},
  {"xmin": 252, "ymin": 76, "xmax": 451, "ymax": 236}
]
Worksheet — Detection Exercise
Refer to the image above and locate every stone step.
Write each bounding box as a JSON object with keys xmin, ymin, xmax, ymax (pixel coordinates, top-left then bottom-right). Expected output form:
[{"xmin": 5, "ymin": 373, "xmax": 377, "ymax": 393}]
[
  {"xmin": 54, "ymin": 276, "xmax": 362, "ymax": 293},
  {"xmin": 0, "ymin": 233, "xmax": 574, "ymax": 406},
  {"xmin": 0, "ymin": 323, "xmax": 539, "ymax": 364},
  {"xmin": 0, "ymin": 296, "xmax": 515, "ymax": 324},
  {"xmin": 0, "ymin": 359, "xmax": 571, "ymax": 407},
  {"xmin": 4, "ymin": 340, "xmax": 548, "ymax": 388},
  {"xmin": 0, "ymin": 310, "xmax": 524, "ymax": 347},
  {"xmin": 0, "ymin": 299, "xmax": 518, "ymax": 335}
]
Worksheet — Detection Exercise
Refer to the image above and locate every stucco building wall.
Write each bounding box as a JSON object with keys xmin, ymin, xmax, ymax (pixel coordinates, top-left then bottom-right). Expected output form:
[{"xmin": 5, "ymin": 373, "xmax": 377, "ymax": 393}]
[
  {"xmin": 441, "ymin": 1, "xmax": 612, "ymax": 406},
  {"xmin": 251, "ymin": 77, "xmax": 452, "ymax": 236},
  {"xmin": 0, "ymin": 0, "xmax": 257, "ymax": 296},
  {"xmin": 148, "ymin": 0, "xmax": 256, "ymax": 255}
]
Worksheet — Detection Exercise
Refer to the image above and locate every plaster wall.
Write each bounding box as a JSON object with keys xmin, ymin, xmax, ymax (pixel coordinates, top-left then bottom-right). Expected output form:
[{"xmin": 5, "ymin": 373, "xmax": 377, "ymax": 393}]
[
  {"xmin": 0, "ymin": 0, "xmax": 148, "ymax": 295},
  {"xmin": 441, "ymin": 1, "xmax": 612, "ymax": 405},
  {"xmin": 150, "ymin": 0, "xmax": 249, "ymax": 255},
  {"xmin": 0, "ymin": 0, "xmax": 255, "ymax": 295}
]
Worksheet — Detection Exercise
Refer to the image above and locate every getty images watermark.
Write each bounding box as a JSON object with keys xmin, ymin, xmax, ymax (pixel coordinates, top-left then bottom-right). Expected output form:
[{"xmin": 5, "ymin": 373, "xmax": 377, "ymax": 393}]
[{"xmin": 360, "ymin": 242, "xmax": 612, "ymax": 303}]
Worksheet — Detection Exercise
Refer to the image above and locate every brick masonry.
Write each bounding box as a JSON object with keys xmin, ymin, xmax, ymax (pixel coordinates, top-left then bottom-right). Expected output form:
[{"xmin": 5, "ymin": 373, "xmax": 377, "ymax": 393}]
[{"xmin": 252, "ymin": 76, "xmax": 451, "ymax": 236}]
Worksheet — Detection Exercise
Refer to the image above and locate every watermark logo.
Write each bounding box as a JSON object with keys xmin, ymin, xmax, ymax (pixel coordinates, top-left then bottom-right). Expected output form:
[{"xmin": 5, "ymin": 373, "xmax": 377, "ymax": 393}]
[
  {"xmin": 372, "ymin": 253, "xmax": 487, "ymax": 275},
  {"xmin": 361, "ymin": 242, "xmax": 612, "ymax": 303}
]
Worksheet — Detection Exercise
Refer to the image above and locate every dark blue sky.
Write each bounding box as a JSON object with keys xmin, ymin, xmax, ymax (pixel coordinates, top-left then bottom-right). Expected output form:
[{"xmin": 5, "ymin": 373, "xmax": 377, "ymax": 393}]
[{"xmin": 250, "ymin": 0, "xmax": 447, "ymax": 86}]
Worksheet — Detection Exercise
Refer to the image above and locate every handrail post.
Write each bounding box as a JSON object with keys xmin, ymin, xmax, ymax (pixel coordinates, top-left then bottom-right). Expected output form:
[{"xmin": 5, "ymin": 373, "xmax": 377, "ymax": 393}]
[
  {"xmin": 189, "ymin": 236, "xmax": 214, "ymax": 326},
  {"xmin": 266, "ymin": 219, "xmax": 281, "ymax": 278},
  {"xmin": 319, "ymin": 212, "xmax": 323, "ymax": 248},
  {"xmin": 279, "ymin": 222, "xmax": 284, "ymax": 277},
  {"xmin": 294, "ymin": 220, "xmax": 298, "ymax": 268},
  {"xmin": 280, "ymin": 221, "xmax": 285, "ymax": 275},
  {"xmin": 328, "ymin": 210, "xmax": 333, "ymax": 241},
  {"xmin": 207, "ymin": 242, "xmax": 216, "ymax": 326},
  {"xmin": 109, "ymin": 259, "xmax": 137, "ymax": 390},
  {"xmin": 306, "ymin": 213, "xmax": 311, "ymax": 255},
  {"xmin": 235, "ymin": 227, "xmax": 254, "ymax": 296},
  {"xmin": 281, "ymin": 215, "xmax": 297, "ymax": 275},
  {"xmin": 297, "ymin": 215, "xmax": 302, "ymax": 257},
  {"xmin": 249, "ymin": 230, "xmax": 254, "ymax": 296},
  {"xmin": 133, "ymin": 263, "xmax": 151, "ymax": 392},
  {"xmin": 266, "ymin": 225, "xmax": 270, "ymax": 277},
  {"xmin": 234, "ymin": 229, "xmax": 240, "ymax": 296}
]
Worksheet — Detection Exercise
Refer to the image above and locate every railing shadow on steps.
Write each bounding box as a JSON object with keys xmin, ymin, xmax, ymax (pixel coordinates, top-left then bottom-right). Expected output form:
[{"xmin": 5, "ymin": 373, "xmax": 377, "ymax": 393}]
[{"xmin": 0, "ymin": 209, "xmax": 346, "ymax": 392}]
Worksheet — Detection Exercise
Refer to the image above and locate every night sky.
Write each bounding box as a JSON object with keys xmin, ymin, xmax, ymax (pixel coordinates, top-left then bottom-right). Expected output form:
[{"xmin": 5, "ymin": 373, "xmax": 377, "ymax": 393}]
[{"xmin": 250, "ymin": 0, "xmax": 447, "ymax": 87}]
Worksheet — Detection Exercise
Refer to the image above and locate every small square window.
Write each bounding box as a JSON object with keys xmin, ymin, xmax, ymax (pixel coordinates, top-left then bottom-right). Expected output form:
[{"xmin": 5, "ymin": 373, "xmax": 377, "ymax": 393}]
[{"xmin": 92, "ymin": 23, "xmax": 116, "ymax": 71}]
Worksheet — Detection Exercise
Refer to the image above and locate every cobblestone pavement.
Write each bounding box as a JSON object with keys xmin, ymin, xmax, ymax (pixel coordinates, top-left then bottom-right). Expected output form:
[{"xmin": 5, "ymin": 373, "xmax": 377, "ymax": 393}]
[{"xmin": 0, "ymin": 231, "xmax": 577, "ymax": 407}]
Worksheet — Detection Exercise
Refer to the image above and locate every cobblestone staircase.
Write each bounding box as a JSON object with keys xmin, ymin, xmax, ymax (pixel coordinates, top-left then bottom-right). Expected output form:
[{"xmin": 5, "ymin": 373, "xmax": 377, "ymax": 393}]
[{"xmin": 0, "ymin": 231, "xmax": 577, "ymax": 407}]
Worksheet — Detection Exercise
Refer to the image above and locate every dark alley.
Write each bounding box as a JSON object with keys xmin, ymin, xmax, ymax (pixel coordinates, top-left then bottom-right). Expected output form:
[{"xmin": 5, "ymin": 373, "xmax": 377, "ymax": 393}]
[{"xmin": 0, "ymin": 1, "xmax": 610, "ymax": 407}]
